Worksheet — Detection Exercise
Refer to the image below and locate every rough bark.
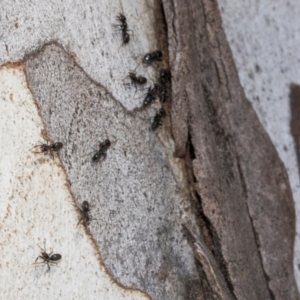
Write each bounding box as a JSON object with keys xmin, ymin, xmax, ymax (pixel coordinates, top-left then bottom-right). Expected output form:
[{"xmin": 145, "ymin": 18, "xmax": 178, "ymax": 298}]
[{"xmin": 162, "ymin": 0, "xmax": 299, "ymax": 299}]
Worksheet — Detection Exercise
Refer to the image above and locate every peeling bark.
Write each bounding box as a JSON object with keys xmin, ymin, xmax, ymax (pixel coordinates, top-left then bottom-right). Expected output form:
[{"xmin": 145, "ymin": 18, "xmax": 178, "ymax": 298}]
[{"xmin": 163, "ymin": 0, "xmax": 299, "ymax": 299}]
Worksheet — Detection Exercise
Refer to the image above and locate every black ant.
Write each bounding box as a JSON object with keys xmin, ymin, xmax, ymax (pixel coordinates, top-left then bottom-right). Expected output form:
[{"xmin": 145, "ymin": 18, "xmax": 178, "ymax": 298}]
[
  {"xmin": 143, "ymin": 84, "xmax": 161, "ymax": 107},
  {"xmin": 31, "ymin": 133, "xmax": 63, "ymax": 158},
  {"xmin": 92, "ymin": 139, "xmax": 111, "ymax": 162},
  {"xmin": 142, "ymin": 50, "xmax": 162, "ymax": 65},
  {"xmin": 151, "ymin": 108, "xmax": 166, "ymax": 131},
  {"xmin": 33, "ymin": 240, "xmax": 61, "ymax": 274},
  {"xmin": 159, "ymin": 69, "xmax": 171, "ymax": 85},
  {"xmin": 115, "ymin": 13, "xmax": 130, "ymax": 45},
  {"xmin": 158, "ymin": 69, "xmax": 171, "ymax": 103},
  {"xmin": 77, "ymin": 200, "xmax": 94, "ymax": 226},
  {"xmin": 124, "ymin": 71, "xmax": 147, "ymax": 89}
]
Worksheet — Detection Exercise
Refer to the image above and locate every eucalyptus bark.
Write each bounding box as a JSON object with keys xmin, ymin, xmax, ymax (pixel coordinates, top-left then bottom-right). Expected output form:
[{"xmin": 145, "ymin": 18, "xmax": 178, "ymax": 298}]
[{"xmin": 4, "ymin": 0, "xmax": 298, "ymax": 299}]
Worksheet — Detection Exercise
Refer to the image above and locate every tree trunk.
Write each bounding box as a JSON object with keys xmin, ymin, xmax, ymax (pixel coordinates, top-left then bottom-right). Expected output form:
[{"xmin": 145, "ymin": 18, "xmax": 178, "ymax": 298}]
[{"xmin": 0, "ymin": 0, "xmax": 298, "ymax": 299}]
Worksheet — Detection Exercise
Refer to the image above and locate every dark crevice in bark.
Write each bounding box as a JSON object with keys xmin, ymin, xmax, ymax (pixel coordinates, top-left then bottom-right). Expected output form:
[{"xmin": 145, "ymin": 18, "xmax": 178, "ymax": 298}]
[
  {"xmin": 236, "ymin": 157, "xmax": 275, "ymax": 300},
  {"xmin": 290, "ymin": 83, "xmax": 300, "ymax": 179},
  {"xmin": 195, "ymin": 191, "xmax": 235, "ymax": 296},
  {"xmin": 188, "ymin": 133, "xmax": 196, "ymax": 160},
  {"xmin": 182, "ymin": 224, "xmax": 221, "ymax": 300},
  {"xmin": 160, "ymin": 1, "xmax": 168, "ymax": 35},
  {"xmin": 152, "ymin": 0, "xmax": 169, "ymax": 62},
  {"xmin": 202, "ymin": 82, "xmax": 234, "ymax": 184},
  {"xmin": 186, "ymin": 133, "xmax": 236, "ymax": 297}
]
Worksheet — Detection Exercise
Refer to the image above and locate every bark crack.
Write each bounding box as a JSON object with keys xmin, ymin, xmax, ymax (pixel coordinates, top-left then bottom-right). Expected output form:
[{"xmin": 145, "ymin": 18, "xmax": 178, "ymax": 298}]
[
  {"xmin": 186, "ymin": 133, "xmax": 236, "ymax": 298},
  {"xmin": 236, "ymin": 156, "xmax": 275, "ymax": 300}
]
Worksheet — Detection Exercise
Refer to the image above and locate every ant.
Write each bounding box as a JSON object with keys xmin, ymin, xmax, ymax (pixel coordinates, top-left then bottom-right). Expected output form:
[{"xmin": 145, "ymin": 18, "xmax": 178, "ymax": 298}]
[
  {"xmin": 31, "ymin": 133, "xmax": 63, "ymax": 159},
  {"xmin": 124, "ymin": 71, "xmax": 147, "ymax": 89},
  {"xmin": 158, "ymin": 69, "xmax": 171, "ymax": 103},
  {"xmin": 142, "ymin": 50, "xmax": 162, "ymax": 65},
  {"xmin": 159, "ymin": 69, "xmax": 171, "ymax": 85},
  {"xmin": 143, "ymin": 84, "xmax": 161, "ymax": 107},
  {"xmin": 115, "ymin": 13, "xmax": 130, "ymax": 45},
  {"xmin": 33, "ymin": 240, "xmax": 62, "ymax": 274},
  {"xmin": 151, "ymin": 108, "xmax": 166, "ymax": 131},
  {"xmin": 77, "ymin": 200, "xmax": 94, "ymax": 226},
  {"xmin": 92, "ymin": 139, "xmax": 111, "ymax": 162}
]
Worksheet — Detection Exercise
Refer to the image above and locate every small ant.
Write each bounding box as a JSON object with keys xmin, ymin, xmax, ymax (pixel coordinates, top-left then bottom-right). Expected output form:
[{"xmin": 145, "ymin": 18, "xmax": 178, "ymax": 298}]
[
  {"xmin": 159, "ymin": 69, "xmax": 171, "ymax": 85},
  {"xmin": 124, "ymin": 71, "xmax": 147, "ymax": 89},
  {"xmin": 115, "ymin": 13, "xmax": 130, "ymax": 45},
  {"xmin": 143, "ymin": 84, "xmax": 161, "ymax": 107},
  {"xmin": 158, "ymin": 69, "xmax": 171, "ymax": 103},
  {"xmin": 128, "ymin": 72, "xmax": 147, "ymax": 85},
  {"xmin": 77, "ymin": 200, "xmax": 94, "ymax": 226},
  {"xmin": 142, "ymin": 50, "xmax": 163, "ymax": 65},
  {"xmin": 33, "ymin": 240, "xmax": 61, "ymax": 274},
  {"xmin": 31, "ymin": 133, "xmax": 63, "ymax": 158},
  {"xmin": 92, "ymin": 139, "xmax": 111, "ymax": 162},
  {"xmin": 151, "ymin": 108, "xmax": 166, "ymax": 131}
]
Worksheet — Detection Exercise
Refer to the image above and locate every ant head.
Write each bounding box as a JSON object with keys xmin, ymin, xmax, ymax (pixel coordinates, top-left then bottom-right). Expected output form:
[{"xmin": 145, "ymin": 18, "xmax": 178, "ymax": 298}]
[
  {"xmin": 82, "ymin": 201, "xmax": 90, "ymax": 211},
  {"xmin": 116, "ymin": 13, "xmax": 126, "ymax": 23},
  {"xmin": 156, "ymin": 50, "xmax": 163, "ymax": 58},
  {"xmin": 160, "ymin": 69, "xmax": 171, "ymax": 80},
  {"xmin": 159, "ymin": 108, "xmax": 166, "ymax": 117},
  {"xmin": 104, "ymin": 139, "xmax": 111, "ymax": 147}
]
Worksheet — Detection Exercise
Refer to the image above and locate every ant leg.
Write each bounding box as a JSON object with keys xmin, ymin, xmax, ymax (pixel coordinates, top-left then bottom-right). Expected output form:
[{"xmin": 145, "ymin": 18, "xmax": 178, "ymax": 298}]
[
  {"xmin": 41, "ymin": 132, "xmax": 51, "ymax": 144},
  {"xmin": 44, "ymin": 263, "xmax": 51, "ymax": 275},
  {"xmin": 99, "ymin": 152, "xmax": 107, "ymax": 163},
  {"xmin": 81, "ymin": 149, "xmax": 97, "ymax": 158},
  {"xmin": 49, "ymin": 150, "xmax": 55, "ymax": 160},
  {"xmin": 122, "ymin": 82, "xmax": 133, "ymax": 90},
  {"xmin": 89, "ymin": 203, "xmax": 96, "ymax": 210},
  {"xmin": 34, "ymin": 261, "xmax": 47, "ymax": 266},
  {"xmin": 31, "ymin": 150, "xmax": 43, "ymax": 154},
  {"xmin": 77, "ymin": 216, "xmax": 83, "ymax": 227},
  {"xmin": 30, "ymin": 144, "xmax": 41, "ymax": 151},
  {"xmin": 33, "ymin": 255, "xmax": 44, "ymax": 264},
  {"xmin": 36, "ymin": 241, "xmax": 45, "ymax": 253}
]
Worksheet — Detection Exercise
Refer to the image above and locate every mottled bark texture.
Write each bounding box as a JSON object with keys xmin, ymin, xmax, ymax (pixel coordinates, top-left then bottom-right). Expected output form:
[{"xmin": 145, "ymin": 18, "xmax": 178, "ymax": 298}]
[
  {"xmin": 25, "ymin": 43, "xmax": 202, "ymax": 300},
  {"xmin": 162, "ymin": 0, "xmax": 299, "ymax": 299}
]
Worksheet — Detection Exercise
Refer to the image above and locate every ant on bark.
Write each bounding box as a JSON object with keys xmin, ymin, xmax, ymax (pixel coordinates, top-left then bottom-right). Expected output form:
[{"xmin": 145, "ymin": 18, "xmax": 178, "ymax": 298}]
[
  {"xmin": 151, "ymin": 108, "xmax": 166, "ymax": 131},
  {"xmin": 92, "ymin": 139, "xmax": 111, "ymax": 163},
  {"xmin": 158, "ymin": 69, "xmax": 171, "ymax": 103},
  {"xmin": 124, "ymin": 71, "xmax": 147, "ymax": 89},
  {"xmin": 142, "ymin": 50, "xmax": 163, "ymax": 66},
  {"xmin": 31, "ymin": 131, "xmax": 63, "ymax": 159},
  {"xmin": 33, "ymin": 240, "xmax": 61, "ymax": 274},
  {"xmin": 77, "ymin": 200, "xmax": 95, "ymax": 226},
  {"xmin": 143, "ymin": 84, "xmax": 160, "ymax": 107},
  {"xmin": 114, "ymin": 13, "xmax": 130, "ymax": 45}
]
